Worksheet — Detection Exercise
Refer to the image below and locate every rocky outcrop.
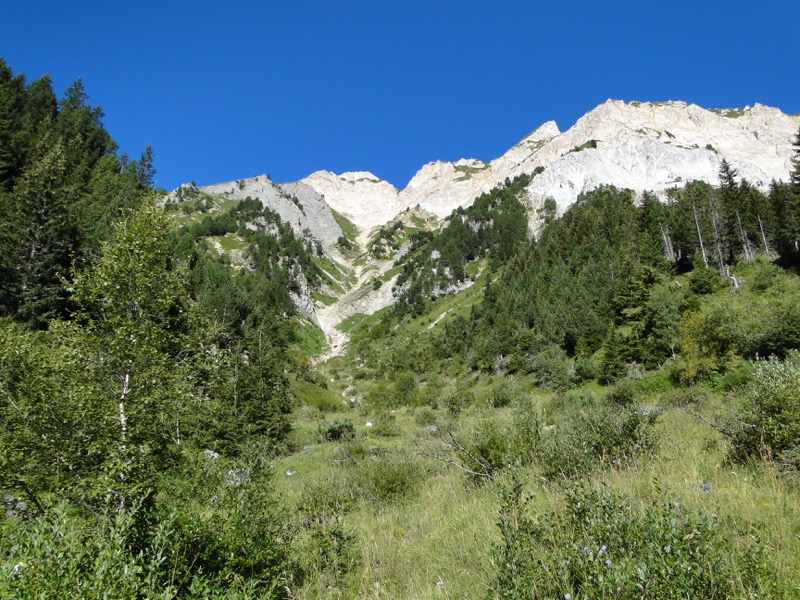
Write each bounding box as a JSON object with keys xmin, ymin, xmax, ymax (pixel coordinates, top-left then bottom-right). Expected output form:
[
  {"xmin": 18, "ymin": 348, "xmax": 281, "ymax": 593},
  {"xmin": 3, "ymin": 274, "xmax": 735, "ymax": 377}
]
[
  {"xmin": 163, "ymin": 174, "xmax": 344, "ymax": 254},
  {"xmin": 165, "ymin": 100, "xmax": 800, "ymax": 352},
  {"xmin": 299, "ymin": 170, "xmax": 403, "ymax": 231},
  {"xmin": 298, "ymin": 100, "xmax": 799, "ymax": 231}
]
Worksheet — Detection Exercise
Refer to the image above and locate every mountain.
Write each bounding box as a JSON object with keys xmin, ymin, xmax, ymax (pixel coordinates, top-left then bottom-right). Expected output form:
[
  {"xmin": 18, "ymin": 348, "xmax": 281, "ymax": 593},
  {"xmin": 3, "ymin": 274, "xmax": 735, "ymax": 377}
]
[
  {"xmin": 163, "ymin": 100, "xmax": 800, "ymax": 348},
  {"xmin": 299, "ymin": 100, "xmax": 799, "ymax": 230},
  {"xmin": 168, "ymin": 100, "xmax": 799, "ymax": 240}
]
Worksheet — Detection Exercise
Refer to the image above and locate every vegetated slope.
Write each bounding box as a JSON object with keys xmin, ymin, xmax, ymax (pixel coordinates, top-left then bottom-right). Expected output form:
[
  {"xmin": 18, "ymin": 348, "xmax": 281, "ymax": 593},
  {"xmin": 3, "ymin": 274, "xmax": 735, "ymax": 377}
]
[
  {"xmin": 391, "ymin": 173, "xmax": 533, "ymax": 318},
  {"xmin": 162, "ymin": 100, "xmax": 800, "ymax": 353},
  {"xmin": 295, "ymin": 161, "xmax": 800, "ymax": 596}
]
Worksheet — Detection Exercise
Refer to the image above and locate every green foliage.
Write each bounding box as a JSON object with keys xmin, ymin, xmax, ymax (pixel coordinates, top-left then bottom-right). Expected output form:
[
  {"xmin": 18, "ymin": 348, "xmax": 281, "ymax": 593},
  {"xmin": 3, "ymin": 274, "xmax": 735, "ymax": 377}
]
[
  {"xmin": 689, "ymin": 264, "xmax": 723, "ymax": 295},
  {"xmin": 491, "ymin": 480, "xmax": 773, "ymax": 599},
  {"xmin": 393, "ymin": 174, "xmax": 531, "ymax": 318},
  {"xmin": 0, "ymin": 455, "xmax": 294, "ymax": 599},
  {"xmin": 294, "ymin": 521, "xmax": 360, "ymax": 591},
  {"xmin": 539, "ymin": 394, "xmax": 658, "ymax": 480},
  {"xmin": 352, "ymin": 450, "xmax": 424, "ymax": 503},
  {"xmin": 0, "ymin": 61, "xmax": 151, "ymax": 326},
  {"xmin": 0, "ymin": 202, "xmax": 195, "ymax": 510},
  {"xmin": 567, "ymin": 138, "xmax": 598, "ymax": 153},
  {"xmin": 728, "ymin": 351, "xmax": 800, "ymax": 467},
  {"xmin": 318, "ymin": 419, "xmax": 356, "ymax": 442},
  {"xmin": 605, "ymin": 380, "xmax": 640, "ymax": 407},
  {"xmin": 422, "ymin": 398, "xmax": 542, "ymax": 482},
  {"xmin": 157, "ymin": 448, "xmax": 294, "ymax": 595}
]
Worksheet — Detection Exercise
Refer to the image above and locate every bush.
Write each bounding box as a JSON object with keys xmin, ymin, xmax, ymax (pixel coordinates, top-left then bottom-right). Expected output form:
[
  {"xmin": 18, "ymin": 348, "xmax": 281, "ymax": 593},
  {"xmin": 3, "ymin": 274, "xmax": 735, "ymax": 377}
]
[
  {"xmin": 689, "ymin": 265, "xmax": 723, "ymax": 295},
  {"xmin": 491, "ymin": 478, "xmax": 774, "ymax": 599},
  {"xmin": 605, "ymin": 380, "xmax": 639, "ymax": 407},
  {"xmin": 423, "ymin": 400, "xmax": 541, "ymax": 483},
  {"xmin": 1, "ymin": 453, "xmax": 294, "ymax": 599},
  {"xmin": 370, "ymin": 413, "xmax": 401, "ymax": 437},
  {"xmin": 728, "ymin": 351, "xmax": 800, "ymax": 466},
  {"xmin": 414, "ymin": 407, "xmax": 438, "ymax": 426},
  {"xmin": 530, "ymin": 344, "xmax": 575, "ymax": 390},
  {"xmin": 298, "ymin": 477, "xmax": 356, "ymax": 525},
  {"xmin": 540, "ymin": 401, "xmax": 658, "ymax": 480},
  {"xmin": 485, "ymin": 384, "xmax": 518, "ymax": 408},
  {"xmin": 353, "ymin": 451, "xmax": 423, "ymax": 503},
  {"xmin": 318, "ymin": 419, "xmax": 356, "ymax": 442},
  {"xmin": 295, "ymin": 522, "xmax": 360, "ymax": 590}
]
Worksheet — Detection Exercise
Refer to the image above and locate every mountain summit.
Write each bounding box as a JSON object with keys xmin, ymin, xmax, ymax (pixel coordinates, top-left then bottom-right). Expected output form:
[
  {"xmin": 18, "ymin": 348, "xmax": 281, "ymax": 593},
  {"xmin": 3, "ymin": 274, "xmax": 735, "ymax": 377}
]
[
  {"xmin": 170, "ymin": 100, "xmax": 799, "ymax": 235},
  {"xmin": 299, "ymin": 100, "xmax": 799, "ymax": 230},
  {"xmin": 163, "ymin": 100, "xmax": 800, "ymax": 349}
]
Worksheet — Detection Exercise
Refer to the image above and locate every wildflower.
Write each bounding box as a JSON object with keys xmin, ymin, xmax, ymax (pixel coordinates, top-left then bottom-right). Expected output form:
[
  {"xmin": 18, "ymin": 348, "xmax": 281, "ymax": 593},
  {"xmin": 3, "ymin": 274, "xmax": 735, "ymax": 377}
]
[
  {"xmin": 605, "ymin": 559, "xmax": 612, "ymax": 566},
  {"xmin": 583, "ymin": 547, "xmax": 590, "ymax": 554},
  {"xmin": 565, "ymin": 594, "xmax": 572, "ymax": 600},
  {"xmin": 600, "ymin": 545, "xmax": 607, "ymax": 553}
]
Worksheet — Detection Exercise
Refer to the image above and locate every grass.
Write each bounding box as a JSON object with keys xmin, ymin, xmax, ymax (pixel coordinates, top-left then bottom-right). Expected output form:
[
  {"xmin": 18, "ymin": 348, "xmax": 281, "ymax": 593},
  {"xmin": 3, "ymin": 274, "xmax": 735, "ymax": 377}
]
[
  {"xmin": 313, "ymin": 256, "xmax": 357, "ymax": 291},
  {"xmin": 331, "ymin": 209, "xmax": 359, "ymax": 244},
  {"xmin": 566, "ymin": 139, "xmax": 599, "ymax": 154},
  {"xmin": 282, "ymin": 262, "xmax": 800, "ymax": 596},
  {"xmin": 453, "ymin": 162, "xmax": 490, "ymax": 182},
  {"xmin": 312, "ymin": 291, "xmax": 338, "ymax": 306},
  {"xmin": 215, "ymin": 232, "xmax": 248, "ymax": 252},
  {"xmin": 292, "ymin": 318, "xmax": 328, "ymax": 356},
  {"xmin": 282, "ymin": 368, "xmax": 800, "ymax": 596},
  {"xmin": 711, "ymin": 107, "xmax": 747, "ymax": 118},
  {"xmin": 337, "ymin": 311, "xmax": 385, "ymax": 335}
]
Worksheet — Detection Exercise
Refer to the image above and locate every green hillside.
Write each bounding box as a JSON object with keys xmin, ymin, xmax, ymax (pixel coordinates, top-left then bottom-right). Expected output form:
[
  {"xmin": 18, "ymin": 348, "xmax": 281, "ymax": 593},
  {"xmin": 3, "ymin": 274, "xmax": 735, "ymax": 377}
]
[{"xmin": 3, "ymin": 56, "xmax": 800, "ymax": 598}]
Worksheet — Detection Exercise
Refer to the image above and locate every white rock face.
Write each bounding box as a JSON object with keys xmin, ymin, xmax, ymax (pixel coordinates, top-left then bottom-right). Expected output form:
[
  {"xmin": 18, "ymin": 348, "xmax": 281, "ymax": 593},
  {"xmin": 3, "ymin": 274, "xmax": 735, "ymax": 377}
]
[
  {"xmin": 172, "ymin": 100, "xmax": 799, "ymax": 235},
  {"xmin": 299, "ymin": 170, "xmax": 404, "ymax": 231},
  {"xmin": 516, "ymin": 101, "xmax": 799, "ymax": 215},
  {"xmin": 164, "ymin": 174, "xmax": 344, "ymax": 254},
  {"xmin": 295, "ymin": 100, "xmax": 799, "ymax": 231}
]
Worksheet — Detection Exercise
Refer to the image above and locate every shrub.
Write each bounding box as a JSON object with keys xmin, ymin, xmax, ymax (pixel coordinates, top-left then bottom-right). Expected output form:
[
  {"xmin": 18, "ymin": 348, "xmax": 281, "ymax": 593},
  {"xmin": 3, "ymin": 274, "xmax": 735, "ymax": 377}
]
[
  {"xmin": 421, "ymin": 401, "xmax": 541, "ymax": 483},
  {"xmin": 370, "ymin": 413, "xmax": 400, "ymax": 437},
  {"xmin": 295, "ymin": 522, "xmax": 360, "ymax": 589},
  {"xmin": 318, "ymin": 419, "xmax": 356, "ymax": 442},
  {"xmin": 530, "ymin": 344, "xmax": 575, "ymax": 390},
  {"xmin": 485, "ymin": 384, "xmax": 517, "ymax": 408},
  {"xmin": 540, "ymin": 401, "xmax": 658, "ymax": 480},
  {"xmin": 414, "ymin": 407, "xmax": 438, "ymax": 426},
  {"xmin": 728, "ymin": 351, "xmax": 800, "ymax": 466},
  {"xmin": 605, "ymin": 380, "xmax": 639, "ymax": 407},
  {"xmin": 298, "ymin": 476, "xmax": 356, "ymax": 524},
  {"xmin": 689, "ymin": 265, "xmax": 723, "ymax": 295},
  {"xmin": 1, "ymin": 454, "xmax": 294, "ymax": 599},
  {"xmin": 491, "ymin": 478, "xmax": 774, "ymax": 599},
  {"xmin": 353, "ymin": 451, "xmax": 423, "ymax": 503}
]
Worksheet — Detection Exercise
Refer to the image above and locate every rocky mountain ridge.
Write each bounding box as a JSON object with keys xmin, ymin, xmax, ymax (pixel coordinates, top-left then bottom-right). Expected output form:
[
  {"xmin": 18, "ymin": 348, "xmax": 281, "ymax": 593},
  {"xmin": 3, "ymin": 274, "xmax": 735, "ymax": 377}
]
[
  {"xmin": 164, "ymin": 100, "xmax": 800, "ymax": 354},
  {"xmin": 300, "ymin": 100, "xmax": 799, "ymax": 230}
]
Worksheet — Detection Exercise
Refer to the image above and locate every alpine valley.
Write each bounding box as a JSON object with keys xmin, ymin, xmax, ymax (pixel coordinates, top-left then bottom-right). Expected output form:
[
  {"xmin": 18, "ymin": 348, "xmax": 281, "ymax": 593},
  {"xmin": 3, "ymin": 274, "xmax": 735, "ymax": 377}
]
[
  {"xmin": 3, "ymin": 55, "xmax": 800, "ymax": 599},
  {"xmin": 163, "ymin": 99, "xmax": 800, "ymax": 354}
]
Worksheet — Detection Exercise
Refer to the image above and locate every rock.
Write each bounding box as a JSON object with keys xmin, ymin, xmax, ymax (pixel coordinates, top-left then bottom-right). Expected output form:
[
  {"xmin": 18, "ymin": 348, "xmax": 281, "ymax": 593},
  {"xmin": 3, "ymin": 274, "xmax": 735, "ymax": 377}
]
[{"xmin": 223, "ymin": 467, "xmax": 249, "ymax": 487}]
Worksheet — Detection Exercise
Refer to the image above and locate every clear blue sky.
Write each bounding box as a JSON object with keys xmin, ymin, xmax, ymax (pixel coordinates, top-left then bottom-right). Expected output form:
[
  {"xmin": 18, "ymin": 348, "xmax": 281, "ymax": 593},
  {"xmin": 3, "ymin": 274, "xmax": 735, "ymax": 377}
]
[{"xmin": 2, "ymin": 1, "xmax": 798, "ymax": 191}]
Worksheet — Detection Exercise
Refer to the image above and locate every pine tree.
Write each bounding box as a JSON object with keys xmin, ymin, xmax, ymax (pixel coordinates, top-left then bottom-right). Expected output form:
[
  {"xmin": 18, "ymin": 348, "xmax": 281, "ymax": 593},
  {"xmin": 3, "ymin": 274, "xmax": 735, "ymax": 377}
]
[{"xmin": 11, "ymin": 136, "xmax": 78, "ymax": 327}]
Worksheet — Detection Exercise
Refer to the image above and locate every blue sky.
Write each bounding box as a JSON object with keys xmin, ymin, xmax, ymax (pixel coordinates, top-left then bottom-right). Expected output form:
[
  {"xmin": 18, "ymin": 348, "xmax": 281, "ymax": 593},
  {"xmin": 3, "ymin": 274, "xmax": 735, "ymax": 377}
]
[{"xmin": 2, "ymin": 1, "xmax": 798, "ymax": 191}]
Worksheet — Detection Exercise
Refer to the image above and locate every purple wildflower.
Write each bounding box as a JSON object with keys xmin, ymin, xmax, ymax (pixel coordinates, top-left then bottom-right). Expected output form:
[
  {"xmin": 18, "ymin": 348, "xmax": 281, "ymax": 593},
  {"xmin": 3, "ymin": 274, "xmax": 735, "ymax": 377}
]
[
  {"xmin": 600, "ymin": 545, "xmax": 607, "ymax": 553},
  {"xmin": 565, "ymin": 594, "xmax": 572, "ymax": 600},
  {"xmin": 605, "ymin": 559, "xmax": 612, "ymax": 566}
]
